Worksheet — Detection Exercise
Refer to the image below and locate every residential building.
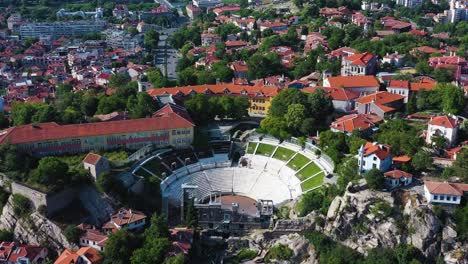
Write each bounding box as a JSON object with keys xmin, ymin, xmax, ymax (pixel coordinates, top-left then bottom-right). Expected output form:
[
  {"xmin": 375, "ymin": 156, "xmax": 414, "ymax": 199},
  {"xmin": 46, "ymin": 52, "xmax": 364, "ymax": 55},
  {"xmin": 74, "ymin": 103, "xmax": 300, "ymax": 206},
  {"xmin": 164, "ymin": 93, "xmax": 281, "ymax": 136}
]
[
  {"xmin": 330, "ymin": 113, "xmax": 383, "ymax": 135},
  {"xmin": 425, "ymin": 115, "xmax": 459, "ymax": 147},
  {"xmin": 20, "ymin": 21, "xmax": 106, "ymax": 39},
  {"xmin": 186, "ymin": 5, "xmax": 202, "ymax": 20},
  {"xmin": 212, "ymin": 5, "xmax": 241, "ymax": 16},
  {"xmin": 323, "ymin": 75, "xmax": 380, "ymax": 94},
  {"xmin": 428, "ymin": 56, "xmax": 467, "ymax": 86},
  {"xmin": 386, "ymin": 80, "xmax": 410, "ymax": 103},
  {"xmin": 358, "ymin": 141, "xmax": 393, "ymax": 172},
  {"xmin": 201, "ymin": 33, "xmax": 222, "ymax": 46},
  {"xmin": 341, "ymin": 52, "xmax": 377, "ymax": 76},
  {"xmin": 102, "ymin": 208, "xmax": 147, "ymax": 233},
  {"xmin": 230, "ymin": 61, "xmax": 248, "ymax": 78},
  {"xmin": 424, "ymin": 181, "xmax": 468, "ymax": 205},
  {"xmin": 55, "ymin": 247, "xmax": 102, "ymax": 264},
  {"xmin": 384, "ymin": 169, "xmax": 413, "ymax": 189},
  {"xmin": 0, "ymin": 242, "xmax": 48, "ymax": 264},
  {"xmin": 382, "ymin": 51, "xmax": 405, "ymax": 67},
  {"xmin": 83, "ymin": 153, "xmax": 110, "ymax": 180},
  {"xmin": 193, "ymin": 0, "xmax": 222, "ymax": 8},
  {"xmin": 355, "ymin": 91, "xmax": 405, "ymax": 117},
  {"xmin": 7, "ymin": 13, "xmax": 22, "ymax": 31},
  {"xmin": 139, "ymin": 6, "xmax": 174, "ymax": 21},
  {"xmin": 0, "ymin": 105, "xmax": 195, "ymax": 156},
  {"xmin": 446, "ymin": 0, "xmax": 468, "ymax": 23},
  {"xmin": 112, "ymin": 5, "xmax": 129, "ymax": 19},
  {"xmin": 147, "ymin": 84, "xmax": 280, "ymax": 117},
  {"xmin": 395, "ymin": 0, "xmax": 422, "ymax": 7},
  {"xmin": 303, "ymin": 86, "xmax": 360, "ymax": 112},
  {"xmin": 77, "ymin": 224, "xmax": 108, "ymax": 251}
]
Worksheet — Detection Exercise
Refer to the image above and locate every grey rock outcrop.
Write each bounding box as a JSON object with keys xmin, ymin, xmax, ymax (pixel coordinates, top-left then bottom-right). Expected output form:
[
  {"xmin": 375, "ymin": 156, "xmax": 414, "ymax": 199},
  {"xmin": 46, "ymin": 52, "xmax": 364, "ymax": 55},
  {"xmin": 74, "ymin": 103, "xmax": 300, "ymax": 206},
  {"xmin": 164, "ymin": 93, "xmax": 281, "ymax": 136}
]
[
  {"xmin": 323, "ymin": 182, "xmax": 468, "ymax": 262},
  {"xmin": 0, "ymin": 196, "xmax": 74, "ymax": 253}
]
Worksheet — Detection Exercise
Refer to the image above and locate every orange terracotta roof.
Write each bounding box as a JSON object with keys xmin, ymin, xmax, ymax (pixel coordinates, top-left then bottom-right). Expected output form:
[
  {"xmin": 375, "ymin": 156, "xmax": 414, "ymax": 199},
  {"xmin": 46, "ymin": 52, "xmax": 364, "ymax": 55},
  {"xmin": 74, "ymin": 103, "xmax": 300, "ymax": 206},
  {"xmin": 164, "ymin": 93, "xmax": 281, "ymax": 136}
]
[
  {"xmin": 424, "ymin": 181, "xmax": 468, "ymax": 196},
  {"xmin": 344, "ymin": 52, "xmax": 375, "ymax": 66},
  {"xmin": 356, "ymin": 91, "xmax": 405, "ymax": 105},
  {"xmin": 54, "ymin": 247, "xmax": 102, "ymax": 264},
  {"xmin": 83, "ymin": 153, "xmax": 102, "ymax": 165},
  {"xmin": 410, "ymin": 79, "xmax": 436, "ymax": 91},
  {"xmin": 388, "ymin": 80, "xmax": 409, "ymax": 89},
  {"xmin": 428, "ymin": 115, "xmax": 457, "ymax": 128},
  {"xmin": 104, "ymin": 208, "xmax": 146, "ymax": 229},
  {"xmin": 392, "ymin": 155, "xmax": 411, "ymax": 163},
  {"xmin": 325, "ymin": 76, "xmax": 380, "ymax": 88},
  {"xmin": 363, "ymin": 141, "xmax": 391, "ymax": 160},
  {"xmin": 302, "ymin": 86, "xmax": 360, "ymax": 101},
  {"xmin": 330, "ymin": 114, "xmax": 382, "ymax": 133},
  {"xmin": 384, "ymin": 169, "xmax": 412, "ymax": 179}
]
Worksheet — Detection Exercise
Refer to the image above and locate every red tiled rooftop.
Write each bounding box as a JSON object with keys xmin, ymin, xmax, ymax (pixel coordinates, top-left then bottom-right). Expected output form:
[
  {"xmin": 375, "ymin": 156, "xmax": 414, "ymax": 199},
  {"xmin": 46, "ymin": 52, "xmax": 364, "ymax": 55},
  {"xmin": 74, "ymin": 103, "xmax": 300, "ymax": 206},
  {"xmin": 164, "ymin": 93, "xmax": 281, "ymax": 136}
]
[
  {"xmin": 325, "ymin": 75, "xmax": 380, "ymax": 88},
  {"xmin": 428, "ymin": 115, "xmax": 457, "ymax": 129},
  {"xmin": 384, "ymin": 169, "xmax": 412, "ymax": 179},
  {"xmin": 330, "ymin": 113, "xmax": 383, "ymax": 133},
  {"xmin": 356, "ymin": 91, "xmax": 405, "ymax": 105},
  {"xmin": 83, "ymin": 153, "xmax": 102, "ymax": 165},
  {"xmin": 425, "ymin": 181, "xmax": 468, "ymax": 196}
]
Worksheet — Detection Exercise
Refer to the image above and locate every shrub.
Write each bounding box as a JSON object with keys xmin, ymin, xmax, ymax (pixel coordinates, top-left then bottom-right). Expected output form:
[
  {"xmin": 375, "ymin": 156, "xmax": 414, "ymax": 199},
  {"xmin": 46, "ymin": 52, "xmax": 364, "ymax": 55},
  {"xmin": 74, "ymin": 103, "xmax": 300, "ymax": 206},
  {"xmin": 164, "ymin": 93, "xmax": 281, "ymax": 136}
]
[
  {"xmin": 237, "ymin": 249, "xmax": 258, "ymax": 261},
  {"xmin": 0, "ymin": 229, "xmax": 13, "ymax": 242},
  {"xmin": 64, "ymin": 225, "xmax": 84, "ymax": 244},
  {"xmin": 265, "ymin": 244, "xmax": 293, "ymax": 262},
  {"xmin": 12, "ymin": 194, "xmax": 31, "ymax": 217},
  {"xmin": 37, "ymin": 205, "xmax": 47, "ymax": 216}
]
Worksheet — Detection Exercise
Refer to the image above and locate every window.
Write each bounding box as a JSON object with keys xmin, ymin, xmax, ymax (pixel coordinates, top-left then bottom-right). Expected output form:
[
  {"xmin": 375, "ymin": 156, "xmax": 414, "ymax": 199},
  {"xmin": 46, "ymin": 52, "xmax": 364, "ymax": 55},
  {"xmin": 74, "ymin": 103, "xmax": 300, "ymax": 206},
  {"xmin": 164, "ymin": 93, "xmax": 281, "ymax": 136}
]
[
  {"xmin": 373, "ymin": 156, "xmax": 377, "ymax": 161},
  {"xmin": 433, "ymin": 195, "xmax": 438, "ymax": 200},
  {"xmin": 372, "ymin": 163, "xmax": 377, "ymax": 168},
  {"xmin": 452, "ymin": 196, "xmax": 457, "ymax": 201}
]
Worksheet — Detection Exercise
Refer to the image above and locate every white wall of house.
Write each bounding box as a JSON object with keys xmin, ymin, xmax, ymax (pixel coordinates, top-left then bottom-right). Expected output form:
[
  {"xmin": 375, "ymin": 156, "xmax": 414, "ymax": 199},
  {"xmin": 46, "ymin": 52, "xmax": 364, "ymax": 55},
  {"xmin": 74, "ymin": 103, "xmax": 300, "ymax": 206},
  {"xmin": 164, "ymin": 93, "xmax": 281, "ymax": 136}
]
[
  {"xmin": 358, "ymin": 153, "xmax": 392, "ymax": 172},
  {"xmin": 425, "ymin": 124, "xmax": 458, "ymax": 147},
  {"xmin": 424, "ymin": 185, "xmax": 461, "ymax": 204},
  {"xmin": 386, "ymin": 87, "xmax": 409, "ymax": 103},
  {"xmin": 79, "ymin": 239, "xmax": 105, "ymax": 251},
  {"xmin": 385, "ymin": 177, "xmax": 412, "ymax": 189},
  {"xmin": 332, "ymin": 100, "xmax": 354, "ymax": 112}
]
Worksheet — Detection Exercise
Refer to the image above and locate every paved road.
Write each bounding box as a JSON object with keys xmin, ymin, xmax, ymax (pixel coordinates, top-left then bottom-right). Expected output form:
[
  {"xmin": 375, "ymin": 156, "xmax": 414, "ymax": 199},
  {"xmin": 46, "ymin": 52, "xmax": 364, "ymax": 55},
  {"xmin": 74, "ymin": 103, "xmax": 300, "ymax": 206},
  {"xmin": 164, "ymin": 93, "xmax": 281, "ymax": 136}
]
[{"xmin": 154, "ymin": 28, "xmax": 181, "ymax": 80}]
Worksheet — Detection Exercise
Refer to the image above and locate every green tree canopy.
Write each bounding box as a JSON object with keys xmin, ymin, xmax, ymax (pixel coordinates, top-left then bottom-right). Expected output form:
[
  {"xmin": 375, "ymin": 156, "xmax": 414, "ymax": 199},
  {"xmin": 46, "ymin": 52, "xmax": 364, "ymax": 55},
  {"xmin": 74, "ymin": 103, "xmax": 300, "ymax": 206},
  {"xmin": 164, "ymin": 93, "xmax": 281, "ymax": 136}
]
[{"xmin": 364, "ymin": 168, "xmax": 385, "ymax": 190}]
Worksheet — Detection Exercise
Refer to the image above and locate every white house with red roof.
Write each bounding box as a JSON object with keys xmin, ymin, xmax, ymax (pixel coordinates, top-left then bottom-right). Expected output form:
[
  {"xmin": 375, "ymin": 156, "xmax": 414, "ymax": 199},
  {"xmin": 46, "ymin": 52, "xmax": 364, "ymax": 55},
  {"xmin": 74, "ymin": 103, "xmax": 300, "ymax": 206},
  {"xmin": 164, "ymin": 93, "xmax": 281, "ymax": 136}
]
[
  {"xmin": 303, "ymin": 86, "xmax": 360, "ymax": 112},
  {"xmin": 102, "ymin": 208, "xmax": 147, "ymax": 233},
  {"xmin": 424, "ymin": 181, "xmax": 468, "ymax": 205},
  {"xmin": 0, "ymin": 242, "xmax": 48, "ymax": 264},
  {"xmin": 384, "ymin": 169, "xmax": 413, "ymax": 189},
  {"xmin": 358, "ymin": 141, "xmax": 393, "ymax": 173},
  {"xmin": 341, "ymin": 52, "xmax": 377, "ymax": 76},
  {"xmin": 355, "ymin": 91, "xmax": 405, "ymax": 117},
  {"xmin": 425, "ymin": 115, "xmax": 459, "ymax": 147},
  {"xmin": 386, "ymin": 80, "xmax": 410, "ymax": 103},
  {"xmin": 77, "ymin": 224, "xmax": 108, "ymax": 251},
  {"xmin": 83, "ymin": 153, "xmax": 109, "ymax": 180},
  {"xmin": 330, "ymin": 113, "xmax": 383, "ymax": 135}
]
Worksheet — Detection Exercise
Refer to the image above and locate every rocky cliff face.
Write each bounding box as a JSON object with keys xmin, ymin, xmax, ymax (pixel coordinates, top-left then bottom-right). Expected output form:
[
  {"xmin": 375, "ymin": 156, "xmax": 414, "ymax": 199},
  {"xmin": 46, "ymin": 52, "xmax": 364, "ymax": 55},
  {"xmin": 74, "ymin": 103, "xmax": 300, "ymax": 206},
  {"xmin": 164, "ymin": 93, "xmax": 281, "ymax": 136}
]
[
  {"xmin": 323, "ymin": 182, "xmax": 467, "ymax": 262},
  {"xmin": 0, "ymin": 196, "xmax": 74, "ymax": 253}
]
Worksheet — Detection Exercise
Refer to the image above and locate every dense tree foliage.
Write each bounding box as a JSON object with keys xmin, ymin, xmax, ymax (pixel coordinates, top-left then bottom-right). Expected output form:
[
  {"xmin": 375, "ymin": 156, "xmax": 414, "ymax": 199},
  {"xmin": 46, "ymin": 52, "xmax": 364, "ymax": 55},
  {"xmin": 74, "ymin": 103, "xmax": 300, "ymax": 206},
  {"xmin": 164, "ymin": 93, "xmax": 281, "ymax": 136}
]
[
  {"xmin": 374, "ymin": 119, "xmax": 423, "ymax": 156},
  {"xmin": 364, "ymin": 169, "xmax": 385, "ymax": 190},
  {"xmin": 184, "ymin": 94, "xmax": 249, "ymax": 124},
  {"xmin": 104, "ymin": 229, "xmax": 142, "ymax": 264},
  {"xmin": 261, "ymin": 89, "xmax": 333, "ymax": 138}
]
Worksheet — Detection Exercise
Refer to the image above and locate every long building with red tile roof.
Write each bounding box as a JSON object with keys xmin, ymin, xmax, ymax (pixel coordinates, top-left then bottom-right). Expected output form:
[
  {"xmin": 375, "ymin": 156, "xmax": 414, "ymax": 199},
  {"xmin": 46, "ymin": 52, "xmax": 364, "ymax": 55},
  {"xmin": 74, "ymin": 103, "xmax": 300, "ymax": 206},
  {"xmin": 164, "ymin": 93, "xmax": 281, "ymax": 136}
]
[
  {"xmin": 0, "ymin": 105, "xmax": 194, "ymax": 156},
  {"xmin": 55, "ymin": 247, "xmax": 102, "ymax": 264},
  {"xmin": 147, "ymin": 84, "xmax": 281, "ymax": 117},
  {"xmin": 323, "ymin": 75, "xmax": 380, "ymax": 94},
  {"xmin": 102, "ymin": 208, "xmax": 147, "ymax": 233},
  {"xmin": 0, "ymin": 242, "xmax": 48, "ymax": 264},
  {"xmin": 424, "ymin": 181, "xmax": 468, "ymax": 205}
]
